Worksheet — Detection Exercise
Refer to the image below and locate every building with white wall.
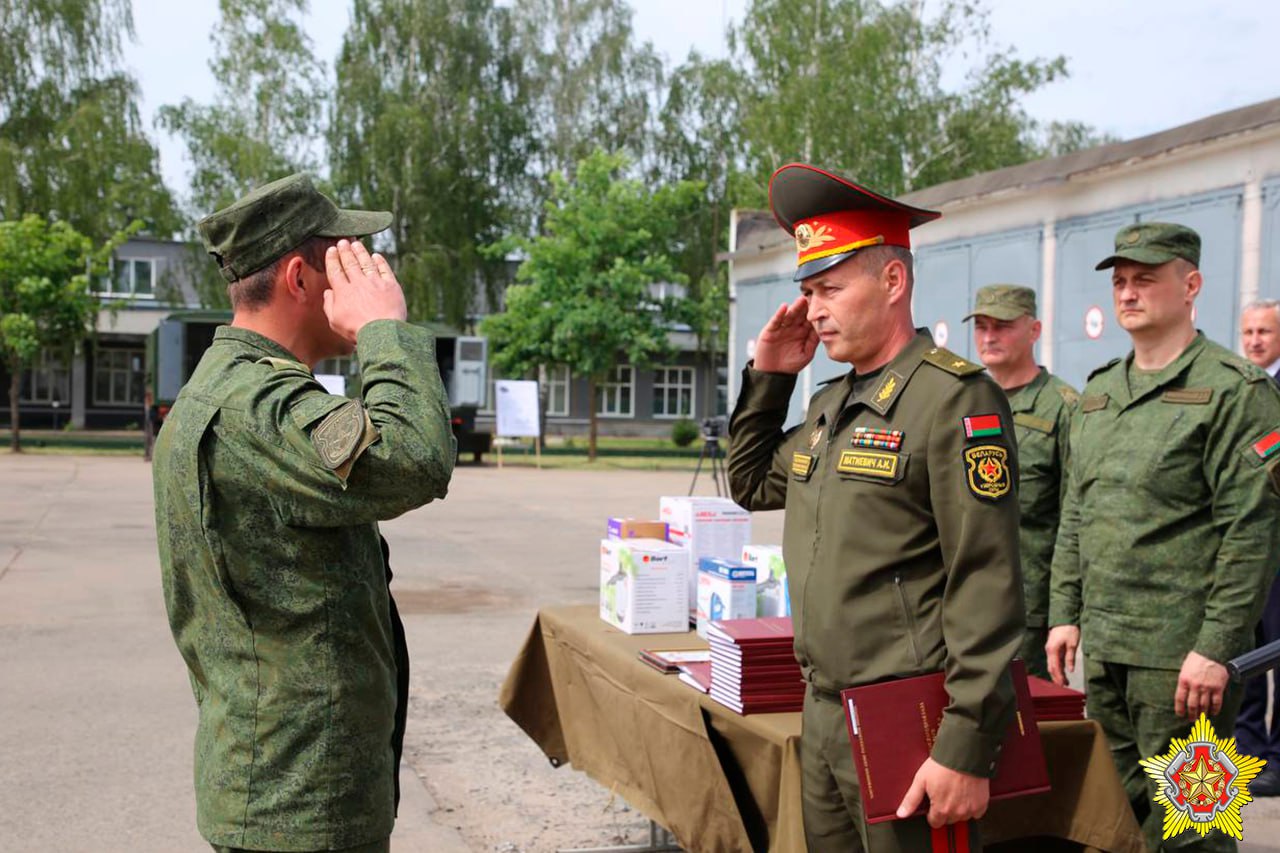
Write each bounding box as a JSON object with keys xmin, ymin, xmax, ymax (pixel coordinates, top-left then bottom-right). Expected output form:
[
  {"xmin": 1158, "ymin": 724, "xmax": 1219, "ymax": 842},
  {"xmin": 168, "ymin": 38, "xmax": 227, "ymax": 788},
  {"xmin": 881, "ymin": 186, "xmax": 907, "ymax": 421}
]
[{"xmin": 725, "ymin": 97, "xmax": 1280, "ymax": 426}]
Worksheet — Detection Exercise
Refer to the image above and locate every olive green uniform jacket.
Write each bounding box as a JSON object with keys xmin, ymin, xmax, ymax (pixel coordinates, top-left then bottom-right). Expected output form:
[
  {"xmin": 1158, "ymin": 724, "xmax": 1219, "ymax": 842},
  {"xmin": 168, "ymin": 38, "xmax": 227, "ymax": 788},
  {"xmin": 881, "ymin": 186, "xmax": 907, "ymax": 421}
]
[
  {"xmin": 1008, "ymin": 369, "xmax": 1078, "ymax": 629},
  {"xmin": 1048, "ymin": 333, "xmax": 1280, "ymax": 668},
  {"xmin": 728, "ymin": 331, "xmax": 1026, "ymax": 777},
  {"xmin": 153, "ymin": 321, "xmax": 454, "ymax": 851}
]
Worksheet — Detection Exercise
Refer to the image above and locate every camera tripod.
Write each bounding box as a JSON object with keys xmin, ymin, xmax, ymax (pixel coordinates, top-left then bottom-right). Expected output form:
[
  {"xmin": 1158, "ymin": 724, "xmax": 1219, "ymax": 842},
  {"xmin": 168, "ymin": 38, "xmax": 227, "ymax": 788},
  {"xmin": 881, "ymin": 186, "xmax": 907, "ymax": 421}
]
[{"xmin": 688, "ymin": 433, "xmax": 728, "ymax": 497}]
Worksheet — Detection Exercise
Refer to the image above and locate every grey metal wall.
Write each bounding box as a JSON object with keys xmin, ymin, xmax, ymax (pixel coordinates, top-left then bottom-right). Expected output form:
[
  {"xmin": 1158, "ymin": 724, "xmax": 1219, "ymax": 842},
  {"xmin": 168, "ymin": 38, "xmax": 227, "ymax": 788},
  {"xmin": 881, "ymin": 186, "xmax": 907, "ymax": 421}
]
[{"xmin": 1257, "ymin": 177, "xmax": 1280, "ymax": 302}]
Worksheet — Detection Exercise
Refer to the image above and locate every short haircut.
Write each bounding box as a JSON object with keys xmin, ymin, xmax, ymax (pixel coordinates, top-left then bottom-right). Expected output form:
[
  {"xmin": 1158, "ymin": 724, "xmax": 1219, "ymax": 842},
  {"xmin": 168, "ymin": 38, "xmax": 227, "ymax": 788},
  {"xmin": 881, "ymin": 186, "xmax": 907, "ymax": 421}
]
[
  {"xmin": 1243, "ymin": 299, "xmax": 1280, "ymax": 320},
  {"xmin": 227, "ymin": 237, "xmax": 330, "ymax": 311},
  {"xmin": 848, "ymin": 244, "xmax": 915, "ymax": 288}
]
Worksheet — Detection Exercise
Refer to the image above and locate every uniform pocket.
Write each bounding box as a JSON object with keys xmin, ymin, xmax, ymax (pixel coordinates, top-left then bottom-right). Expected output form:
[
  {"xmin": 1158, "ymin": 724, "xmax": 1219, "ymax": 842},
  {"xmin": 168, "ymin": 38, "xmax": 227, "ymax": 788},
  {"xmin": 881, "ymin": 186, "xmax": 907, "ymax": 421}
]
[{"xmin": 894, "ymin": 573, "xmax": 923, "ymax": 668}]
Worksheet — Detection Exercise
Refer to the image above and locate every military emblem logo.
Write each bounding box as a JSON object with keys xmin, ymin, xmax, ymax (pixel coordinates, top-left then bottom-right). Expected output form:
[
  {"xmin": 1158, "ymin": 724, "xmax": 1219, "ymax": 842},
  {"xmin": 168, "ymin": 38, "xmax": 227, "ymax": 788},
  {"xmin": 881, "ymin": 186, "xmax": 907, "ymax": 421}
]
[
  {"xmin": 795, "ymin": 222, "xmax": 835, "ymax": 253},
  {"xmin": 808, "ymin": 426, "xmax": 824, "ymax": 450},
  {"xmin": 1140, "ymin": 713, "xmax": 1264, "ymax": 842},
  {"xmin": 312, "ymin": 399, "xmax": 366, "ymax": 469},
  {"xmin": 962, "ymin": 444, "xmax": 1011, "ymax": 500},
  {"xmin": 875, "ymin": 375, "xmax": 897, "ymax": 404}
]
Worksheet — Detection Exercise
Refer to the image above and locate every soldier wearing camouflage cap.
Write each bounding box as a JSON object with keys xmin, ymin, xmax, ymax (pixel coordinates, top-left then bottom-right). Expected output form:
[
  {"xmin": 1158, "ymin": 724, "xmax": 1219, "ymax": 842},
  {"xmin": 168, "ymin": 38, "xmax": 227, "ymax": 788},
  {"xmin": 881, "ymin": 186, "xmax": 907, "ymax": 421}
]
[
  {"xmin": 965, "ymin": 284, "xmax": 1078, "ymax": 680},
  {"xmin": 153, "ymin": 173, "xmax": 456, "ymax": 852},
  {"xmin": 1047, "ymin": 222, "xmax": 1280, "ymax": 852}
]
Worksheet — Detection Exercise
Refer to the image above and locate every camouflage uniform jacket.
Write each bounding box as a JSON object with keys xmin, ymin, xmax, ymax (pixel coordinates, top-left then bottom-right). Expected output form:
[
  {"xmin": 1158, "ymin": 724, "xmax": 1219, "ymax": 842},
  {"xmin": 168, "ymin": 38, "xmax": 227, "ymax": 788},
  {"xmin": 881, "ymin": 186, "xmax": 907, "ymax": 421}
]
[
  {"xmin": 1007, "ymin": 368, "xmax": 1078, "ymax": 628},
  {"xmin": 153, "ymin": 321, "xmax": 454, "ymax": 850},
  {"xmin": 728, "ymin": 331, "xmax": 1026, "ymax": 777},
  {"xmin": 1048, "ymin": 333, "xmax": 1280, "ymax": 669}
]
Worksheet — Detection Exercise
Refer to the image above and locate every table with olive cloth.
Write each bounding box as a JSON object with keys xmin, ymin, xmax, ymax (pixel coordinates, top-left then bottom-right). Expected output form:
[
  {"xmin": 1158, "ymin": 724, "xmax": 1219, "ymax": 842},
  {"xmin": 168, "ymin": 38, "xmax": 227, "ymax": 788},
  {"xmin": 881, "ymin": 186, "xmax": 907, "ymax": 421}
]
[{"xmin": 500, "ymin": 605, "xmax": 1145, "ymax": 853}]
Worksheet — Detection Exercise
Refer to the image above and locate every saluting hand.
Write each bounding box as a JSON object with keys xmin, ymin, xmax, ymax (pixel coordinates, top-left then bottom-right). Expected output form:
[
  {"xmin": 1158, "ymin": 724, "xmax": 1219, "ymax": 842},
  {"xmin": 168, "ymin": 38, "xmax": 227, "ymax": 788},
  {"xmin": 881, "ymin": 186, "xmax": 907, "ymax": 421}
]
[
  {"xmin": 1176, "ymin": 651, "xmax": 1229, "ymax": 720},
  {"xmin": 323, "ymin": 239, "xmax": 408, "ymax": 344},
  {"xmin": 752, "ymin": 297, "xmax": 819, "ymax": 374}
]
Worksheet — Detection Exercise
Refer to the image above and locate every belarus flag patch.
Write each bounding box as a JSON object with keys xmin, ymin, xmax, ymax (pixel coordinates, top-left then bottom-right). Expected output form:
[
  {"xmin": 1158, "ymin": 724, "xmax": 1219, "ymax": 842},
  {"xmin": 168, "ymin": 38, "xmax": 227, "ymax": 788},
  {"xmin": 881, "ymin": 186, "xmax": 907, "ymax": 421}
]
[
  {"xmin": 963, "ymin": 414, "xmax": 1002, "ymax": 439},
  {"xmin": 1253, "ymin": 431, "xmax": 1280, "ymax": 459}
]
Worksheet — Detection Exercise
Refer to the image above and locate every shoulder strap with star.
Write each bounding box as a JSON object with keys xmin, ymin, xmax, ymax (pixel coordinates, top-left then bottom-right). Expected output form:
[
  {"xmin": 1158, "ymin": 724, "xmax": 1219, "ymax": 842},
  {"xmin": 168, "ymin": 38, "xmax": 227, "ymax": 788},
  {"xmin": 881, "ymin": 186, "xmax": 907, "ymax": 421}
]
[
  {"xmin": 257, "ymin": 355, "xmax": 312, "ymax": 375},
  {"xmin": 1220, "ymin": 355, "xmax": 1270, "ymax": 384},
  {"xmin": 921, "ymin": 347, "xmax": 985, "ymax": 377}
]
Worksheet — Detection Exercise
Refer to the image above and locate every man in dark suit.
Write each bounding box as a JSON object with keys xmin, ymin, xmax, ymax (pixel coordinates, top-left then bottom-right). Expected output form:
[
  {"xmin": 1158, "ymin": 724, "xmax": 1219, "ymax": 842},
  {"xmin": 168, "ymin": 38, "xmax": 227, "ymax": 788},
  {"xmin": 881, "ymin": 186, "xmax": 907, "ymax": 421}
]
[{"xmin": 1238, "ymin": 299, "xmax": 1280, "ymax": 794}]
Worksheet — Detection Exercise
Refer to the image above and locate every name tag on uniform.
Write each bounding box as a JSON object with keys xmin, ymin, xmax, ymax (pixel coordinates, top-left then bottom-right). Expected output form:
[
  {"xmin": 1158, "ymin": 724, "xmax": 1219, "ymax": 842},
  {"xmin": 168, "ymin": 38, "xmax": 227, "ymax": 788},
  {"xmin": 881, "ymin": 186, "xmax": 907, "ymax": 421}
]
[
  {"xmin": 1081, "ymin": 394, "xmax": 1109, "ymax": 413},
  {"xmin": 792, "ymin": 452, "xmax": 816, "ymax": 480},
  {"xmin": 1013, "ymin": 413, "xmax": 1055, "ymax": 434},
  {"xmin": 1161, "ymin": 388, "xmax": 1213, "ymax": 405},
  {"xmin": 836, "ymin": 449, "xmax": 900, "ymax": 480}
]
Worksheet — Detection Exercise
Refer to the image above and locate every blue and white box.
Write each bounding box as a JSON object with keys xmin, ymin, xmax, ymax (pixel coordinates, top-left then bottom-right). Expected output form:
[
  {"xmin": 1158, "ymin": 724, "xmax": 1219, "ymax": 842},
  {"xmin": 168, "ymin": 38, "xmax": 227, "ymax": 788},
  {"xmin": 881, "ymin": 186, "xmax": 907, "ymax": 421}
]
[{"xmin": 696, "ymin": 557, "xmax": 757, "ymax": 638}]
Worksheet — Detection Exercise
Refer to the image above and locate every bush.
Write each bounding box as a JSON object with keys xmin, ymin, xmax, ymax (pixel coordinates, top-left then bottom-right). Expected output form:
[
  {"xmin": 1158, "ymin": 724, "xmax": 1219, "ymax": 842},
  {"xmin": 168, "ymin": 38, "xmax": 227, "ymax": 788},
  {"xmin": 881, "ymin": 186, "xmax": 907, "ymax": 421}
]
[{"xmin": 671, "ymin": 418, "xmax": 699, "ymax": 448}]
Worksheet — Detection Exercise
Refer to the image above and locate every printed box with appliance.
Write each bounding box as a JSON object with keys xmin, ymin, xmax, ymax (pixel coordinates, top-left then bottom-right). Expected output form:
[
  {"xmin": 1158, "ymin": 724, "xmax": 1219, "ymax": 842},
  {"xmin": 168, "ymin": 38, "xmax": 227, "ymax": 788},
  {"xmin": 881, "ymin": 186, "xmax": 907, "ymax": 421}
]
[
  {"xmin": 599, "ymin": 538, "xmax": 690, "ymax": 634},
  {"xmin": 606, "ymin": 518, "xmax": 670, "ymax": 541},
  {"xmin": 659, "ymin": 496, "xmax": 752, "ymax": 616},
  {"xmin": 742, "ymin": 544, "xmax": 789, "ymax": 618},
  {"xmin": 696, "ymin": 558, "xmax": 757, "ymax": 638}
]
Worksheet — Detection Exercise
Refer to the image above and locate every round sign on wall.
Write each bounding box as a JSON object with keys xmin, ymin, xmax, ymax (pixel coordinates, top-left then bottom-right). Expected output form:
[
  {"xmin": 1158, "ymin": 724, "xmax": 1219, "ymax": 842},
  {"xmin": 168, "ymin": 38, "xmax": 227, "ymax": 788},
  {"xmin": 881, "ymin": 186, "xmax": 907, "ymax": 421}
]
[
  {"xmin": 933, "ymin": 320, "xmax": 949, "ymax": 347},
  {"xmin": 1085, "ymin": 306, "xmax": 1105, "ymax": 340}
]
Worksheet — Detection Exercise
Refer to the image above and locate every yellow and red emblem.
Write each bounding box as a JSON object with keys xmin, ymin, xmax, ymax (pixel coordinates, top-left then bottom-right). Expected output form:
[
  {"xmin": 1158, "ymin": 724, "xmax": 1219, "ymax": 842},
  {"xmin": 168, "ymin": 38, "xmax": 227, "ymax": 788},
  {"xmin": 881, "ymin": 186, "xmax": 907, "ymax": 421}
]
[
  {"xmin": 1140, "ymin": 713, "xmax": 1265, "ymax": 842},
  {"xmin": 963, "ymin": 444, "xmax": 1011, "ymax": 500}
]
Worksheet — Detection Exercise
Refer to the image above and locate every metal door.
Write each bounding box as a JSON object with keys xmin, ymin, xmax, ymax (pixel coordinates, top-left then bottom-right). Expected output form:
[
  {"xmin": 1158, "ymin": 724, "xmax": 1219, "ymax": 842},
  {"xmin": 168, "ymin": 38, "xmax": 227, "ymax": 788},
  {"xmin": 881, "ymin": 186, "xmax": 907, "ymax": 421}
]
[
  {"xmin": 451, "ymin": 337, "xmax": 487, "ymax": 407},
  {"xmin": 1053, "ymin": 212, "xmax": 1136, "ymax": 389},
  {"xmin": 914, "ymin": 243, "xmax": 972, "ymax": 357}
]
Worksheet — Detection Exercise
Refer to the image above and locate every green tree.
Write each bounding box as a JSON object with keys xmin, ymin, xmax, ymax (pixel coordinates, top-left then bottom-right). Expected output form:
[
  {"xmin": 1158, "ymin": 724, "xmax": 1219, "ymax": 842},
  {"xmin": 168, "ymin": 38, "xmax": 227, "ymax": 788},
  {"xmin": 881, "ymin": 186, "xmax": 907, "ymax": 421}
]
[
  {"xmin": 730, "ymin": 0, "xmax": 1075, "ymax": 200},
  {"xmin": 158, "ymin": 0, "xmax": 327, "ymax": 217},
  {"xmin": 330, "ymin": 0, "xmax": 529, "ymax": 326},
  {"xmin": 482, "ymin": 150, "xmax": 703, "ymax": 460},
  {"xmin": 0, "ymin": 215, "xmax": 124, "ymax": 451},
  {"xmin": 0, "ymin": 0, "xmax": 176, "ymax": 241}
]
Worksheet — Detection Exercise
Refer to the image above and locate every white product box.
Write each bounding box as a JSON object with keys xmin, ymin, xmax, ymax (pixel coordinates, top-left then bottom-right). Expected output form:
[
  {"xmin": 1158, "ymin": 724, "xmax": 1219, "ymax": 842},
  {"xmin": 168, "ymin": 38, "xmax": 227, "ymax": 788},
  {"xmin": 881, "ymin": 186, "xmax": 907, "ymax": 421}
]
[
  {"xmin": 742, "ymin": 544, "xmax": 789, "ymax": 618},
  {"xmin": 659, "ymin": 496, "xmax": 752, "ymax": 616},
  {"xmin": 599, "ymin": 538, "xmax": 690, "ymax": 634},
  {"xmin": 696, "ymin": 558, "xmax": 757, "ymax": 638}
]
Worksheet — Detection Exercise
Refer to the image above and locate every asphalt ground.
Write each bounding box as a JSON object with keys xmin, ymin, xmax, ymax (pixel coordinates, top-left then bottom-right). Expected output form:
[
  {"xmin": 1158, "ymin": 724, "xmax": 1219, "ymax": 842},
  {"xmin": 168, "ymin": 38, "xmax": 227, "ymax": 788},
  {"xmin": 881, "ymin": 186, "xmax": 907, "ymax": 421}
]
[{"xmin": 3, "ymin": 454, "xmax": 1280, "ymax": 851}]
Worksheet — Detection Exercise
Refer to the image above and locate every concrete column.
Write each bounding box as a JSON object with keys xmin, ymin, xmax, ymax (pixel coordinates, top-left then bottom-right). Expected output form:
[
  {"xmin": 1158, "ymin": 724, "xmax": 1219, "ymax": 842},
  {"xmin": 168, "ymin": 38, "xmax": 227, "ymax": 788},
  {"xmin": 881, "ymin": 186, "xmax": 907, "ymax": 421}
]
[
  {"xmin": 70, "ymin": 344, "xmax": 87, "ymax": 429},
  {"xmin": 1240, "ymin": 173, "xmax": 1264, "ymax": 317},
  {"xmin": 1040, "ymin": 218, "xmax": 1057, "ymax": 372}
]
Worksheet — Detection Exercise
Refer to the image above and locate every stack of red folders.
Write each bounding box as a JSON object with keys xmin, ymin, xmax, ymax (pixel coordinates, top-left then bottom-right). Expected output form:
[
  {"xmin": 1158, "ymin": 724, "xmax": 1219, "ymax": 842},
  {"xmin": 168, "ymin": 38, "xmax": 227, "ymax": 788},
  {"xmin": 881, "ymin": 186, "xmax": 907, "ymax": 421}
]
[
  {"xmin": 705, "ymin": 617, "xmax": 805, "ymax": 714},
  {"xmin": 1027, "ymin": 675, "xmax": 1086, "ymax": 721}
]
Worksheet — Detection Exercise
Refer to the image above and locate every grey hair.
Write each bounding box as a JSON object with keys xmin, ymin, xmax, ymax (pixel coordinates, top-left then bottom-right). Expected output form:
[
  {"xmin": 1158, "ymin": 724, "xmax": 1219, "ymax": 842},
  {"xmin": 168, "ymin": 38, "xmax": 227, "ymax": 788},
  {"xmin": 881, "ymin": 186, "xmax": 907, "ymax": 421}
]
[{"xmin": 1243, "ymin": 300, "xmax": 1280, "ymax": 320}]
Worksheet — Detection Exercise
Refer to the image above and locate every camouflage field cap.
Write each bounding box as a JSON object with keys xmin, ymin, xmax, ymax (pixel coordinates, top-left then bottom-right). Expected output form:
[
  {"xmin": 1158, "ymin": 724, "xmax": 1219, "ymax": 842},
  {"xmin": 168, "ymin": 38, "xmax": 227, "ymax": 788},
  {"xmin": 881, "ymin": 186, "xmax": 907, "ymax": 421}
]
[
  {"xmin": 1095, "ymin": 222, "xmax": 1201, "ymax": 271},
  {"xmin": 197, "ymin": 173, "xmax": 392, "ymax": 282},
  {"xmin": 963, "ymin": 284, "xmax": 1037, "ymax": 322}
]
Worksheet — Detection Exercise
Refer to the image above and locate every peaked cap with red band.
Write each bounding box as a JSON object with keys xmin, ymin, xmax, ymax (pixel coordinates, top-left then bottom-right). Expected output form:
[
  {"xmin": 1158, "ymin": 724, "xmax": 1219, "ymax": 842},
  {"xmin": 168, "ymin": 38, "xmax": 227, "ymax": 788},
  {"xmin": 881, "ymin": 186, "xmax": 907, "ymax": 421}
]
[{"xmin": 769, "ymin": 163, "xmax": 941, "ymax": 281}]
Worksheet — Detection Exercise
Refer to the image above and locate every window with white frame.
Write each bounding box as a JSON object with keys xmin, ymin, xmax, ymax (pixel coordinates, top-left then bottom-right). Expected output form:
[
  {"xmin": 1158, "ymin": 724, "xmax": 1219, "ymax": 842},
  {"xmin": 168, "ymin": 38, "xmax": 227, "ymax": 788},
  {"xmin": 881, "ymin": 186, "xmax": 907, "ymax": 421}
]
[
  {"xmin": 99, "ymin": 258, "xmax": 157, "ymax": 296},
  {"xmin": 652, "ymin": 366, "xmax": 694, "ymax": 418},
  {"xmin": 20, "ymin": 349, "xmax": 71, "ymax": 404},
  {"xmin": 547, "ymin": 365, "xmax": 570, "ymax": 417},
  {"xmin": 93, "ymin": 347, "xmax": 145, "ymax": 405},
  {"xmin": 597, "ymin": 365, "xmax": 634, "ymax": 417}
]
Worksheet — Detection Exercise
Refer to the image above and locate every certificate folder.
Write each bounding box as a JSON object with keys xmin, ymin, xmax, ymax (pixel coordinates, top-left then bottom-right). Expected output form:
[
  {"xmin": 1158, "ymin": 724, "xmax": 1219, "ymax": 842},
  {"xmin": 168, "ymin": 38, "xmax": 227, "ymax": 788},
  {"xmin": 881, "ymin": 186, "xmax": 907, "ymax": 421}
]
[{"xmin": 841, "ymin": 660, "xmax": 1050, "ymax": 824}]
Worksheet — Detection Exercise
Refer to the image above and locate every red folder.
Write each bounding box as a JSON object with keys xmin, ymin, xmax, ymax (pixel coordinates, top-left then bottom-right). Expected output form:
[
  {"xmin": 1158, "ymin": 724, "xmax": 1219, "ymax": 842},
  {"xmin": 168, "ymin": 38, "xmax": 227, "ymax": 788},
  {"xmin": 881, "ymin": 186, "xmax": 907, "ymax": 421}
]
[{"xmin": 841, "ymin": 660, "xmax": 1050, "ymax": 824}]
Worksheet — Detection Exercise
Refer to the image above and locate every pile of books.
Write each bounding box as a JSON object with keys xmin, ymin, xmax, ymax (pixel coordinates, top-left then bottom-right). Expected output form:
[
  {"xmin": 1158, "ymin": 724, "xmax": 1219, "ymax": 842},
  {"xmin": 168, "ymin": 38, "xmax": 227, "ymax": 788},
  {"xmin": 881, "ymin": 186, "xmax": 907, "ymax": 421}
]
[
  {"xmin": 1028, "ymin": 675, "xmax": 1087, "ymax": 721},
  {"xmin": 705, "ymin": 617, "xmax": 805, "ymax": 714}
]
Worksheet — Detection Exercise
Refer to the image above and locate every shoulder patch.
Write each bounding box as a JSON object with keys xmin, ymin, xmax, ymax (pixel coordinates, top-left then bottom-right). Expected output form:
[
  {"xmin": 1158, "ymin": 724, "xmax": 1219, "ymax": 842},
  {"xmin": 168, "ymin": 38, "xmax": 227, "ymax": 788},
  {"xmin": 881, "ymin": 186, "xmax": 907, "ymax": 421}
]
[
  {"xmin": 1056, "ymin": 385, "xmax": 1080, "ymax": 407},
  {"xmin": 1087, "ymin": 357, "xmax": 1123, "ymax": 382},
  {"xmin": 311, "ymin": 399, "xmax": 368, "ymax": 470},
  {"xmin": 257, "ymin": 356, "xmax": 311, "ymax": 374},
  {"xmin": 1222, "ymin": 356, "xmax": 1270, "ymax": 384},
  {"xmin": 963, "ymin": 444, "xmax": 1012, "ymax": 501},
  {"xmin": 922, "ymin": 347, "xmax": 985, "ymax": 377}
]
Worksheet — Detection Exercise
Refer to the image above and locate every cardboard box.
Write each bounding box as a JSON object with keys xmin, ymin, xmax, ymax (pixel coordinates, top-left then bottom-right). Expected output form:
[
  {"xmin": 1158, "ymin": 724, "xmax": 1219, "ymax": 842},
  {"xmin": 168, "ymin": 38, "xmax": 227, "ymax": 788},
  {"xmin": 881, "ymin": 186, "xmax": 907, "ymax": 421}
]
[
  {"xmin": 599, "ymin": 538, "xmax": 690, "ymax": 634},
  {"xmin": 659, "ymin": 497, "xmax": 752, "ymax": 616},
  {"xmin": 606, "ymin": 518, "xmax": 670, "ymax": 541},
  {"xmin": 696, "ymin": 557, "xmax": 757, "ymax": 638},
  {"xmin": 742, "ymin": 545, "xmax": 789, "ymax": 618}
]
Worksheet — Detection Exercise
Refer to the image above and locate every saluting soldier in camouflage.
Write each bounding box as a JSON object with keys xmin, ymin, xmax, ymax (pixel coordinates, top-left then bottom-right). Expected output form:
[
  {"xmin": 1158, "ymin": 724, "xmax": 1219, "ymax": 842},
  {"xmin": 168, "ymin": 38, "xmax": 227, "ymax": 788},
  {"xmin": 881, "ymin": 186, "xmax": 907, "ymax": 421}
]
[
  {"xmin": 1047, "ymin": 223, "xmax": 1280, "ymax": 853},
  {"xmin": 965, "ymin": 284, "xmax": 1077, "ymax": 679},
  {"xmin": 729, "ymin": 163, "xmax": 1025, "ymax": 853},
  {"xmin": 153, "ymin": 174, "xmax": 455, "ymax": 853}
]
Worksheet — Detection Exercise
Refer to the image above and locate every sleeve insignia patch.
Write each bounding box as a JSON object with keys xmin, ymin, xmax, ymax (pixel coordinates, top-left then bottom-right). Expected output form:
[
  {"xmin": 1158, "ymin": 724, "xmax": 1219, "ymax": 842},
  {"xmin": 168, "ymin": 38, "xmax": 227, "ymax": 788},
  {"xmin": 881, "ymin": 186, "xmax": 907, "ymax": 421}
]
[
  {"xmin": 962, "ymin": 413, "xmax": 1002, "ymax": 439},
  {"xmin": 792, "ymin": 452, "xmax": 816, "ymax": 480},
  {"xmin": 1253, "ymin": 431, "xmax": 1280, "ymax": 460},
  {"xmin": 312, "ymin": 399, "xmax": 367, "ymax": 469},
  {"xmin": 836, "ymin": 449, "xmax": 900, "ymax": 479},
  {"xmin": 964, "ymin": 445, "xmax": 1011, "ymax": 500},
  {"xmin": 852, "ymin": 427, "xmax": 903, "ymax": 451}
]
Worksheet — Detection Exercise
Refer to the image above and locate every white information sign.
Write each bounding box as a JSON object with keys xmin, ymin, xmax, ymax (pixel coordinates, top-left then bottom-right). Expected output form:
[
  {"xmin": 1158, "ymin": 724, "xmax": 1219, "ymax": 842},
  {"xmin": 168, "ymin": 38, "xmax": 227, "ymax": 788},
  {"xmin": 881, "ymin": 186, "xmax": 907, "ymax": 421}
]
[{"xmin": 495, "ymin": 380, "xmax": 541, "ymax": 438}]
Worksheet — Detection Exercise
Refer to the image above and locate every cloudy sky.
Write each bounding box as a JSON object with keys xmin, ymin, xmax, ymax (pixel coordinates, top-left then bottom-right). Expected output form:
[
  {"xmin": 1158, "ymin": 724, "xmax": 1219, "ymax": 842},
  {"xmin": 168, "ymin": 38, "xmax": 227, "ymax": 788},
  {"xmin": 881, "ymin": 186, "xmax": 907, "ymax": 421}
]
[{"xmin": 125, "ymin": 0, "xmax": 1280, "ymax": 194}]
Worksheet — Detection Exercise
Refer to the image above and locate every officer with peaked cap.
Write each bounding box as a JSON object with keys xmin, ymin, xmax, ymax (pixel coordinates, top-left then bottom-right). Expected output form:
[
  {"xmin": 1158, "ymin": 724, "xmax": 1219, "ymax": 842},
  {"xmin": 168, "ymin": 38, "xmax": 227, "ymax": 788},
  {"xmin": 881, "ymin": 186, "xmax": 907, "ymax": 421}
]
[
  {"xmin": 728, "ymin": 164, "xmax": 1025, "ymax": 852},
  {"xmin": 1048, "ymin": 222, "xmax": 1280, "ymax": 852},
  {"xmin": 964, "ymin": 284, "xmax": 1079, "ymax": 680},
  {"xmin": 153, "ymin": 173, "xmax": 456, "ymax": 852}
]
